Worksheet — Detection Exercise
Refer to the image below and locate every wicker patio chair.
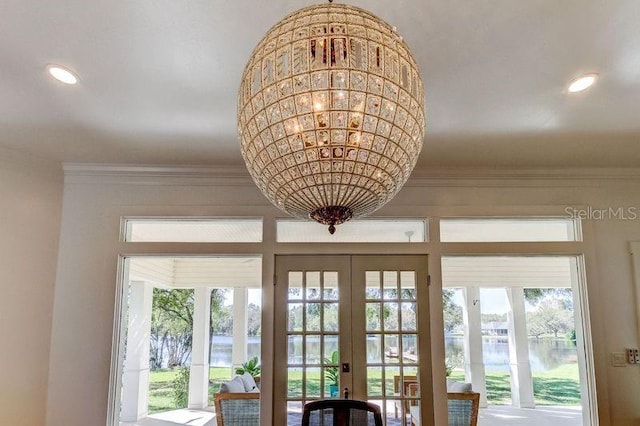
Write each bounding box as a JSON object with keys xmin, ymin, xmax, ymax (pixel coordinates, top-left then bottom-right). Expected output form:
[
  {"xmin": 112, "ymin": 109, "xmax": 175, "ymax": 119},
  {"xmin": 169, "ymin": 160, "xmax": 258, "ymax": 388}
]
[
  {"xmin": 408, "ymin": 383, "xmax": 479, "ymax": 426},
  {"xmin": 213, "ymin": 392, "xmax": 260, "ymax": 426}
]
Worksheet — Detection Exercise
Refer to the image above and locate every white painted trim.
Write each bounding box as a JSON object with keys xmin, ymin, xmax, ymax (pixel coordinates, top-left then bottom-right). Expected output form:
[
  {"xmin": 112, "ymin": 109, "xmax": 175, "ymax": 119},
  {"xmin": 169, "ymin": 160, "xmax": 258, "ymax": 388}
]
[
  {"xmin": 631, "ymin": 242, "xmax": 640, "ymax": 353},
  {"xmin": 63, "ymin": 163, "xmax": 640, "ymax": 186},
  {"xmin": 63, "ymin": 163, "xmax": 253, "ymax": 186},
  {"xmin": 107, "ymin": 256, "xmax": 129, "ymax": 426},
  {"xmin": 410, "ymin": 166, "xmax": 640, "ymax": 181},
  {"xmin": 570, "ymin": 256, "xmax": 597, "ymax": 426}
]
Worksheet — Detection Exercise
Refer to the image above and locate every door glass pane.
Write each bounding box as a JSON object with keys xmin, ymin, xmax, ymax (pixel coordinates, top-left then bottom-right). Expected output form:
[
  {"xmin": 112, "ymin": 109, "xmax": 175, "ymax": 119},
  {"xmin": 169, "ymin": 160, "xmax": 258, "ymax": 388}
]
[
  {"xmin": 288, "ymin": 367, "xmax": 303, "ymax": 397},
  {"xmin": 323, "ymin": 351, "xmax": 340, "ymax": 398},
  {"xmin": 384, "ymin": 366, "xmax": 398, "ymax": 395},
  {"xmin": 287, "ymin": 401, "xmax": 303, "ymax": 419},
  {"xmin": 288, "ymin": 303, "xmax": 303, "ymax": 332},
  {"xmin": 385, "ymin": 334, "xmax": 400, "ymax": 363},
  {"xmin": 400, "ymin": 271, "xmax": 416, "ymax": 299},
  {"xmin": 286, "ymin": 267, "xmax": 340, "ymax": 422},
  {"xmin": 401, "ymin": 302, "xmax": 417, "ymax": 331},
  {"xmin": 367, "ymin": 334, "xmax": 382, "ymax": 363},
  {"xmin": 306, "ymin": 367, "xmax": 321, "ymax": 398},
  {"xmin": 366, "ymin": 302, "xmax": 382, "ymax": 331},
  {"xmin": 323, "ymin": 272, "xmax": 338, "ymax": 300},
  {"xmin": 383, "ymin": 271, "xmax": 398, "ymax": 299},
  {"xmin": 306, "ymin": 272, "xmax": 321, "ymax": 299},
  {"xmin": 323, "ymin": 303, "xmax": 339, "ymax": 331},
  {"xmin": 365, "ymin": 267, "xmax": 421, "ymax": 425},
  {"xmin": 323, "ymin": 335, "xmax": 339, "ymax": 359},
  {"xmin": 288, "ymin": 335, "xmax": 302, "ymax": 364},
  {"xmin": 384, "ymin": 303, "xmax": 400, "ymax": 330},
  {"xmin": 368, "ymin": 366, "xmax": 383, "ymax": 396},
  {"xmin": 288, "ymin": 272, "xmax": 303, "ymax": 299},
  {"xmin": 306, "ymin": 335, "xmax": 321, "ymax": 364},
  {"xmin": 403, "ymin": 334, "xmax": 418, "ymax": 362},
  {"xmin": 306, "ymin": 303, "xmax": 321, "ymax": 331},
  {"xmin": 366, "ymin": 271, "xmax": 381, "ymax": 299}
]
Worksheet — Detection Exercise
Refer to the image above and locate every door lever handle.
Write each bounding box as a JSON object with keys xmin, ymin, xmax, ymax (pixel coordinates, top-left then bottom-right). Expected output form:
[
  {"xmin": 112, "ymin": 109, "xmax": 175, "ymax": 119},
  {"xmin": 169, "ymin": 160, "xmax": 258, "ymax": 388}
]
[{"xmin": 343, "ymin": 387, "xmax": 349, "ymax": 399}]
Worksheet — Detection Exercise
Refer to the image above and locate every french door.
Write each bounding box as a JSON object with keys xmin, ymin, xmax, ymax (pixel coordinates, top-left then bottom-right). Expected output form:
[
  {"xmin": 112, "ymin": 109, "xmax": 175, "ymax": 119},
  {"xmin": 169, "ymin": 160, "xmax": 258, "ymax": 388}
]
[{"xmin": 274, "ymin": 255, "xmax": 433, "ymax": 425}]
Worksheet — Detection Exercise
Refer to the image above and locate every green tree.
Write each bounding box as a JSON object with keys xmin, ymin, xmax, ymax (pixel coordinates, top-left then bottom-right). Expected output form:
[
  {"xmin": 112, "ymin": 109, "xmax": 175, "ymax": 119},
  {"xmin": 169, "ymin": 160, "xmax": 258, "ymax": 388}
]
[
  {"xmin": 207, "ymin": 288, "xmax": 228, "ymax": 367},
  {"xmin": 481, "ymin": 313, "xmax": 507, "ymax": 323},
  {"xmin": 442, "ymin": 289, "xmax": 463, "ymax": 333},
  {"xmin": 150, "ymin": 288, "xmax": 194, "ymax": 369},
  {"xmin": 524, "ymin": 288, "xmax": 573, "ymax": 308},
  {"xmin": 527, "ymin": 300, "xmax": 573, "ymax": 338},
  {"xmin": 247, "ymin": 303, "xmax": 262, "ymax": 337},
  {"xmin": 211, "ymin": 304, "xmax": 232, "ymax": 335}
]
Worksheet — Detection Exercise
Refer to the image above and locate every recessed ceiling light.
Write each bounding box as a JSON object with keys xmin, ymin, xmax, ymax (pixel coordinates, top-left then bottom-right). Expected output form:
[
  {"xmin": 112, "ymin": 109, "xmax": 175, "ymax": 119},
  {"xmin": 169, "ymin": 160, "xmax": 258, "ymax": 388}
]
[
  {"xmin": 46, "ymin": 64, "xmax": 78, "ymax": 85},
  {"xmin": 567, "ymin": 73, "xmax": 598, "ymax": 93}
]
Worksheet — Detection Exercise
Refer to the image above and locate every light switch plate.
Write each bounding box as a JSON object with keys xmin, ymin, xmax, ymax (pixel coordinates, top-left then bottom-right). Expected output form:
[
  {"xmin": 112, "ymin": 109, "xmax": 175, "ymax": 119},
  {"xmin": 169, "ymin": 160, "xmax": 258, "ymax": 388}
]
[{"xmin": 612, "ymin": 352, "xmax": 627, "ymax": 367}]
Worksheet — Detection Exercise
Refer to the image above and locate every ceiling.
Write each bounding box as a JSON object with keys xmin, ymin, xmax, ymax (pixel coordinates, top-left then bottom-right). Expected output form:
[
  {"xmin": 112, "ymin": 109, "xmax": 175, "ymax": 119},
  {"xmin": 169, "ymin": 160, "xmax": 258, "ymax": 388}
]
[
  {"xmin": 2, "ymin": 0, "xmax": 639, "ymax": 169},
  {"xmin": 129, "ymin": 257, "xmax": 262, "ymax": 289}
]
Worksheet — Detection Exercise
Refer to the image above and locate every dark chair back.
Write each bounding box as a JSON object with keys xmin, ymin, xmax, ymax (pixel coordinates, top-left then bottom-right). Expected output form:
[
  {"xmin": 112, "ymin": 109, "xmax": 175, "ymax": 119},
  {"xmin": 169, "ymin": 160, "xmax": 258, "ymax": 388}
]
[{"xmin": 301, "ymin": 399, "xmax": 383, "ymax": 426}]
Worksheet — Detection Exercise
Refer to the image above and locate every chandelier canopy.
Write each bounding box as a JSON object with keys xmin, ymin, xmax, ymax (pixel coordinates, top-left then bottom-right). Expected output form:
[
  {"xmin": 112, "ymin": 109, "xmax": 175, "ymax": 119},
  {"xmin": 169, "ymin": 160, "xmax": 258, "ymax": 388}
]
[{"xmin": 238, "ymin": 2, "xmax": 425, "ymax": 233}]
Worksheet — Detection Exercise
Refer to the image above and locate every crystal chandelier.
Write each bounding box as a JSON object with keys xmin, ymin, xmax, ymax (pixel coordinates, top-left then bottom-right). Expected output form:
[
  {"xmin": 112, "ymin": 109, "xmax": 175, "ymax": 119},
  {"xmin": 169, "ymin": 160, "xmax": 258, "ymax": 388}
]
[{"xmin": 238, "ymin": 1, "xmax": 425, "ymax": 233}]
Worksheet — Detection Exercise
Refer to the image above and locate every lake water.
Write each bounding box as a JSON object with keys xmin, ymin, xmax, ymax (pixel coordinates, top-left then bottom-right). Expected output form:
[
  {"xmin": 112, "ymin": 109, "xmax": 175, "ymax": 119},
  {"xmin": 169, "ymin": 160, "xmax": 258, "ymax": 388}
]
[
  {"xmin": 446, "ymin": 335, "xmax": 578, "ymax": 372},
  {"xmin": 210, "ymin": 335, "xmax": 261, "ymax": 366},
  {"xmin": 208, "ymin": 334, "xmax": 577, "ymax": 372}
]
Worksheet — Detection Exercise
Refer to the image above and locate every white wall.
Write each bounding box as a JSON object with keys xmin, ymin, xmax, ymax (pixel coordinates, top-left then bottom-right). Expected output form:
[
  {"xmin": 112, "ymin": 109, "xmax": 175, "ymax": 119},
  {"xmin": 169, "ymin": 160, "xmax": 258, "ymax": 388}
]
[
  {"xmin": 45, "ymin": 166, "xmax": 640, "ymax": 426},
  {"xmin": 0, "ymin": 149, "xmax": 62, "ymax": 426}
]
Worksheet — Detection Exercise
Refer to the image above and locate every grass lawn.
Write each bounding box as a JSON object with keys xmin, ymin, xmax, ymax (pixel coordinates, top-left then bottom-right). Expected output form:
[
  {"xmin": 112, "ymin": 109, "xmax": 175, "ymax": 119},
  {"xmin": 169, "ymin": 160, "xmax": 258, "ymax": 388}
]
[
  {"xmin": 449, "ymin": 363, "xmax": 581, "ymax": 406},
  {"xmin": 148, "ymin": 367, "xmax": 234, "ymax": 414},
  {"xmin": 148, "ymin": 363, "xmax": 581, "ymax": 413}
]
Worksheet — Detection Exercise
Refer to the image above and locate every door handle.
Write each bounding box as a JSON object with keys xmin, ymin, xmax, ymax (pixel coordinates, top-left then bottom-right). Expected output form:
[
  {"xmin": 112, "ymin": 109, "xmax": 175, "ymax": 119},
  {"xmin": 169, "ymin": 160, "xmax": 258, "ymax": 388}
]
[{"xmin": 343, "ymin": 387, "xmax": 349, "ymax": 399}]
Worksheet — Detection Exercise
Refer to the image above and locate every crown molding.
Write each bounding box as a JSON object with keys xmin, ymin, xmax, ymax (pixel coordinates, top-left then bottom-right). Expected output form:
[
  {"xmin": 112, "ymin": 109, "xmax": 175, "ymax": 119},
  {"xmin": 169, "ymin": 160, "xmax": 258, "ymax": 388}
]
[
  {"xmin": 63, "ymin": 163, "xmax": 640, "ymax": 187},
  {"xmin": 407, "ymin": 167, "xmax": 640, "ymax": 187},
  {"xmin": 63, "ymin": 163, "xmax": 253, "ymax": 185}
]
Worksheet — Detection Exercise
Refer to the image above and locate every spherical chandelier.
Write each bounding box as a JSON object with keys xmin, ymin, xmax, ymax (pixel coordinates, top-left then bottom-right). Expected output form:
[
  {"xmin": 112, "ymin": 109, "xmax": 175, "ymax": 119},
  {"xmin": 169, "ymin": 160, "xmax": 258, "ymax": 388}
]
[{"xmin": 238, "ymin": 1, "xmax": 425, "ymax": 233}]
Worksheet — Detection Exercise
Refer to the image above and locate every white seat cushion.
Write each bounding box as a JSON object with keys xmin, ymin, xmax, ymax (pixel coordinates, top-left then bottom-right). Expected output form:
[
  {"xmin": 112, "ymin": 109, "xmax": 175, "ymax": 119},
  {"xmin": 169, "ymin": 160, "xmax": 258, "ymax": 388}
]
[
  {"xmin": 446, "ymin": 379, "xmax": 472, "ymax": 392},
  {"xmin": 220, "ymin": 375, "xmax": 245, "ymax": 393},
  {"xmin": 239, "ymin": 372, "xmax": 259, "ymax": 392}
]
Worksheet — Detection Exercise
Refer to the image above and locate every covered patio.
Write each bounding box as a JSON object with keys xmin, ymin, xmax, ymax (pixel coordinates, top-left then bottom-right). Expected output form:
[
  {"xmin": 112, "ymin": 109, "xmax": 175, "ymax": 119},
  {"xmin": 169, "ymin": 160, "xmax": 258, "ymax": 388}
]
[{"xmin": 479, "ymin": 405, "xmax": 582, "ymax": 425}]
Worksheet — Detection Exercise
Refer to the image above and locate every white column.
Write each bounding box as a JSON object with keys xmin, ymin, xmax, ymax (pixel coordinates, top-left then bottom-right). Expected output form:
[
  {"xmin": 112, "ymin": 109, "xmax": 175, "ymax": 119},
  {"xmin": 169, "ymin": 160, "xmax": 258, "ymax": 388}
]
[
  {"xmin": 121, "ymin": 281, "xmax": 154, "ymax": 422},
  {"xmin": 505, "ymin": 287, "xmax": 535, "ymax": 408},
  {"xmin": 231, "ymin": 288, "xmax": 249, "ymax": 367},
  {"xmin": 188, "ymin": 287, "xmax": 212, "ymax": 408},
  {"xmin": 569, "ymin": 258, "xmax": 591, "ymax": 426},
  {"xmin": 462, "ymin": 286, "xmax": 488, "ymax": 407}
]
